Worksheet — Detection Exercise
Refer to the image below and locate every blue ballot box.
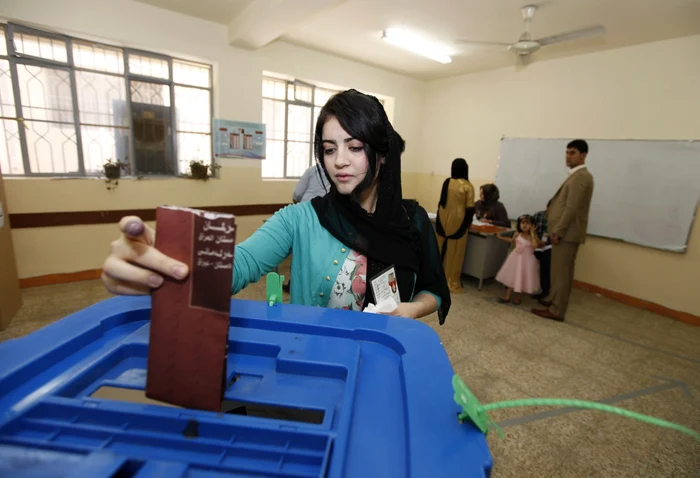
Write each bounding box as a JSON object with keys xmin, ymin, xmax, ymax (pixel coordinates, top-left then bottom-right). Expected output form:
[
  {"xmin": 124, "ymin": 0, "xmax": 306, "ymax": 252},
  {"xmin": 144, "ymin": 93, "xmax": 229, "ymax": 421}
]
[{"xmin": 0, "ymin": 297, "xmax": 492, "ymax": 477}]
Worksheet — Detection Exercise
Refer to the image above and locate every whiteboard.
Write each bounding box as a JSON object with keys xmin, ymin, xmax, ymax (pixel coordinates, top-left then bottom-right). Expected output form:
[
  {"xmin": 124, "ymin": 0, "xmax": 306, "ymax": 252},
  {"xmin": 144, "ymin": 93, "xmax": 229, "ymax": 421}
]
[{"xmin": 495, "ymin": 138, "xmax": 700, "ymax": 252}]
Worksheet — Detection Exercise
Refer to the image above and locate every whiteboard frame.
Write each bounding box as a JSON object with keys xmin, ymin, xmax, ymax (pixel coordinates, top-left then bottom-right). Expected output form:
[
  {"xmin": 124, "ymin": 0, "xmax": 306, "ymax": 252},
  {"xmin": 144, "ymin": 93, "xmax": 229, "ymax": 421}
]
[{"xmin": 495, "ymin": 137, "xmax": 700, "ymax": 254}]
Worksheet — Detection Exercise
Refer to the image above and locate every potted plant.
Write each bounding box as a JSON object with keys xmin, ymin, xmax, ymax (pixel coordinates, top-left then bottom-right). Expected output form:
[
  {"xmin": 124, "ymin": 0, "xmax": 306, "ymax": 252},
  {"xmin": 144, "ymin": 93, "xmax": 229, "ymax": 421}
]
[
  {"xmin": 189, "ymin": 159, "xmax": 209, "ymax": 180},
  {"xmin": 188, "ymin": 159, "xmax": 221, "ymax": 181},
  {"xmin": 103, "ymin": 158, "xmax": 130, "ymax": 190}
]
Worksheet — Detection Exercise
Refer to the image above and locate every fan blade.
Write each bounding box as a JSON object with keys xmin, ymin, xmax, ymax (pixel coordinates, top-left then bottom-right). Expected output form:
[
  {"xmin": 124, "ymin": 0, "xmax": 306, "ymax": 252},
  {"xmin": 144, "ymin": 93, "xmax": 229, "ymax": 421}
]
[
  {"xmin": 455, "ymin": 39, "xmax": 512, "ymax": 47},
  {"xmin": 536, "ymin": 25, "xmax": 606, "ymax": 46}
]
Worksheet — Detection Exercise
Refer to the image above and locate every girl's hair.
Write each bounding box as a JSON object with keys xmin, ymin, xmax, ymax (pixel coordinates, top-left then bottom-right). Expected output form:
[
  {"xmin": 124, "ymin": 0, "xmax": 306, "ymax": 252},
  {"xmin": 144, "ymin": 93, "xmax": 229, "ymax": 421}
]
[
  {"xmin": 314, "ymin": 89, "xmax": 404, "ymax": 197},
  {"xmin": 517, "ymin": 215, "xmax": 539, "ymax": 248},
  {"xmin": 480, "ymin": 184, "xmax": 500, "ymax": 205}
]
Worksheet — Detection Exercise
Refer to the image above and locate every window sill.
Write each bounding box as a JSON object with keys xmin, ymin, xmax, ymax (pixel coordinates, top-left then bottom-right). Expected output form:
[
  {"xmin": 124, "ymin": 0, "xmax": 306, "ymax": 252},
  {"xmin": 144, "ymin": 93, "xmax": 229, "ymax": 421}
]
[{"xmin": 5, "ymin": 175, "xmax": 220, "ymax": 181}]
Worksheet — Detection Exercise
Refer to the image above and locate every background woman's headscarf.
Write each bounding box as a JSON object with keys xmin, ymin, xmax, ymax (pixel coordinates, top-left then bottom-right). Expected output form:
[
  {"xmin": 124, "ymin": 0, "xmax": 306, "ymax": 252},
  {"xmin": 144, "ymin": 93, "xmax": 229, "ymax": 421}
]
[
  {"xmin": 481, "ymin": 184, "xmax": 500, "ymax": 208},
  {"xmin": 439, "ymin": 158, "xmax": 469, "ymax": 209},
  {"xmin": 436, "ymin": 158, "xmax": 475, "ymax": 259},
  {"xmin": 311, "ymin": 90, "xmax": 451, "ymax": 323}
]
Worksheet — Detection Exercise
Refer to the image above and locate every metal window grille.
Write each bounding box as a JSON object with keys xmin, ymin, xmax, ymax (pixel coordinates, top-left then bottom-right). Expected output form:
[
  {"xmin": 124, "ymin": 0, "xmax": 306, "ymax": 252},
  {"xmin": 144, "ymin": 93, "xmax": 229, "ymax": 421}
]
[{"xmin": 0, "ymin": 23, "xmax": 213, "ymax": 177}]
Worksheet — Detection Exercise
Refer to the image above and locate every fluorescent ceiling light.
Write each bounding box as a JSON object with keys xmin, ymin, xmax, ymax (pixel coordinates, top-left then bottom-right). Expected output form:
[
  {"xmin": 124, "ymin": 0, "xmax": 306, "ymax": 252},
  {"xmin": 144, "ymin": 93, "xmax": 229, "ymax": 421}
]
[{"xmin": 382, "ymin": 28, "xmax": 452, "ymax": 64}]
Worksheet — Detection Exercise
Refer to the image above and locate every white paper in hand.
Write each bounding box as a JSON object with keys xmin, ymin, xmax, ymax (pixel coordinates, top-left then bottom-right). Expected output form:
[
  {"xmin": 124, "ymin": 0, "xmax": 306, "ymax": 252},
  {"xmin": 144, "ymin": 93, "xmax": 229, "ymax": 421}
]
[{"xmin": 363, "ymin": 297, "xmax": 398, "ymax": 314}]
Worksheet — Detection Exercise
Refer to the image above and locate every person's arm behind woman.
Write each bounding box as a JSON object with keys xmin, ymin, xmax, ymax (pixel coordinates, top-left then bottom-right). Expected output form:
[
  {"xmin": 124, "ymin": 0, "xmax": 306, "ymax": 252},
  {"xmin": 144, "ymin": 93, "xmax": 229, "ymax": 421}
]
[
  {"xmin": 488, "ymin": 202, "xmax": 512, "ymax": 228},
  {"xmin": 474, "ymin": 200, "xmax": 484, "ymax": 219}
]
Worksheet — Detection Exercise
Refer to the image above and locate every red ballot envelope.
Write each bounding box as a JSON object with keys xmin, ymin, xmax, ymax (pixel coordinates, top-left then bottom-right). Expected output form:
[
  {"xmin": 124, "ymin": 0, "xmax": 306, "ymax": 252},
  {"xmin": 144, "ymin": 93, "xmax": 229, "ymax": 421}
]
[{"xmin": 146, "ymin": 206, "xmax": 236, "ymax": 411}]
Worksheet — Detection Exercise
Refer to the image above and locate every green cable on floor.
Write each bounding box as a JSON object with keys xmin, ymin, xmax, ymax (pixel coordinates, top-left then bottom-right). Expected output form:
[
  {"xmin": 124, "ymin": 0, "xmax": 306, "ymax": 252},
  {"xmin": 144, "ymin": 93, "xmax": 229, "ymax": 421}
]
[{"xmin": 452, "ymin": 375, "xmax": 700, "ymax": 442}]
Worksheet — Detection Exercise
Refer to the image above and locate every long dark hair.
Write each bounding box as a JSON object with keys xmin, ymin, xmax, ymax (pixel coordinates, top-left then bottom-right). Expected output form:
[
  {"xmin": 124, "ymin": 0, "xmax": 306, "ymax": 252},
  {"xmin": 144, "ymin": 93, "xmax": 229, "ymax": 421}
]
[
  {"xmin": 481, "ymin": 184, "xmax": 500, "ymax": 207},
  {"xmin": 314, "ymin": 89, "xmax": 405, "ymax": 211},
  {"xmin": 311, "ymin": 89, "xmax": 451, "ymax": 324},
  {"xmin": 439, "ymin": 158, "xmax": 469, "ymax": 208}
]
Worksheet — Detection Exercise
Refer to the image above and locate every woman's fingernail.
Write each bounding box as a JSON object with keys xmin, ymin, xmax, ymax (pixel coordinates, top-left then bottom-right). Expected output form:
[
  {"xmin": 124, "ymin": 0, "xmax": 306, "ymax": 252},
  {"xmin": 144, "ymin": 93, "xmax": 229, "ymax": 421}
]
[
  {"xmin": 125, "ymin": 220, "xmax": 144, "ymax": 236},
  {"xmin": 149, "ymin": 275, "xmax": 164, "ymax": 287},
  {"xmin": 172, "ymin": 264, "xmax": 188, "ymax": 279}
]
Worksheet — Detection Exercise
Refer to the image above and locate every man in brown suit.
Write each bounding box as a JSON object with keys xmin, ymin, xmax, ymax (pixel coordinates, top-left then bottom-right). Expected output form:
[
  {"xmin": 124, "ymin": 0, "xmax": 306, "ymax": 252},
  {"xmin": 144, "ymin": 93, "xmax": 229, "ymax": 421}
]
[{"xmin": 532, "ymin": 139, "xmax": 594, "ymax": 321}]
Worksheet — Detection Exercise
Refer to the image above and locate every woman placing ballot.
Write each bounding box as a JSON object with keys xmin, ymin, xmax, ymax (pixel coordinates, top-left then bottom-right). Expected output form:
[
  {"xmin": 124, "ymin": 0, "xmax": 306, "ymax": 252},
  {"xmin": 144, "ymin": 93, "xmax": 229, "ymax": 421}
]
[{"xmin": 102, "ymin": 90, "xmax": 451, "ymax": 323}]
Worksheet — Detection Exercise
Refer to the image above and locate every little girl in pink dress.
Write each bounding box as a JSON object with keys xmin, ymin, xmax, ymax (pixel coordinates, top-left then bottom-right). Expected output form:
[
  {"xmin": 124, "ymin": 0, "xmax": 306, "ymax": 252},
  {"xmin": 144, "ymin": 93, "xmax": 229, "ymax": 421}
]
[{"xmin": 495, "ymin": 215, "xmax": 543, "ymax": 304}]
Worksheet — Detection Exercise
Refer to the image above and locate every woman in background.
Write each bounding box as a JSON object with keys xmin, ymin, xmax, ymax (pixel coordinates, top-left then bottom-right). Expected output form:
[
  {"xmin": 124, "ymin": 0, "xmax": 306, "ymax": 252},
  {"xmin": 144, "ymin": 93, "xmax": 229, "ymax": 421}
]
[
  {"xmin": 475, "ymin": 184, "xmax": 510, "ymax": 228},
  {"xmin": 435, "ymin": 158, "xmax": 476, "ymax": 292}
]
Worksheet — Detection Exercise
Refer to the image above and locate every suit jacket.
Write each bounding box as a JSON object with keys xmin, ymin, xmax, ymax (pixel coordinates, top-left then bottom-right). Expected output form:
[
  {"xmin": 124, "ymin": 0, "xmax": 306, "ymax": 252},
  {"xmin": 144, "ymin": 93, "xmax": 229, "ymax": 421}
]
[{"xmin": 547, "ymin": 167, "xmax": 594, "ymax": 244}]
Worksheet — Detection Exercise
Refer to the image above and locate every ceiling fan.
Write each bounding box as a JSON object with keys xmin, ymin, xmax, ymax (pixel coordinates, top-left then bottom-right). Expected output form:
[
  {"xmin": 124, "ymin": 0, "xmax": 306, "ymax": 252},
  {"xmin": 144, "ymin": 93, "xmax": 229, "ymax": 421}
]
[{"xmin": 455, "ymin": 4, "xmax": 606, "ymax": 61}]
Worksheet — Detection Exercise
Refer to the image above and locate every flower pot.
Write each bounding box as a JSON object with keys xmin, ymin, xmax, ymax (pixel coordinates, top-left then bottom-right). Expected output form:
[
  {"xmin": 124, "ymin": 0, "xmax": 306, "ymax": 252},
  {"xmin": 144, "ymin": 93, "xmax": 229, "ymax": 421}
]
[
  {"xmin": 104, "ymin": 164, "xmax": 122, "ymax": 180},
  {"xmin": 190, "ymin": 162, "xmax": 209, "ymax": 180}
]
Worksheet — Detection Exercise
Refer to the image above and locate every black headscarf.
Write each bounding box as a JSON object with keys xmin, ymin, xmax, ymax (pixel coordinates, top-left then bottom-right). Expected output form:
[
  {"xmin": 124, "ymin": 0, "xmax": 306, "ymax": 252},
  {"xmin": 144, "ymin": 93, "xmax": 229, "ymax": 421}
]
[
  {"xmin": 436, "ymin": 158, "xmax": 475, "ymax": 258},
  {"xmin": 481, "ymin": 184, "xmax": 500, "ymax": 208},
  {"xmin": 439, "ymin": 158, "xmax": 469, "ymax": 209},
  {"xmin": 311, "ymin": 90, "xmax": 450, "ymax": 324}
]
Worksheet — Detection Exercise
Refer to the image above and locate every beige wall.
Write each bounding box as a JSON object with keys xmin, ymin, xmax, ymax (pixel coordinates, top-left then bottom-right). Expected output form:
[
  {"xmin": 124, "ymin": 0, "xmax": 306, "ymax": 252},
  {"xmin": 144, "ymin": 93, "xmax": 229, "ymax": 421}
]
[
  {"xmin": 419, "ymin": 35, "xmax": 700, "ymax": 316},
  {"xmin": 1, "ymin": 0, "xmax": 426, "ymax": 278}
]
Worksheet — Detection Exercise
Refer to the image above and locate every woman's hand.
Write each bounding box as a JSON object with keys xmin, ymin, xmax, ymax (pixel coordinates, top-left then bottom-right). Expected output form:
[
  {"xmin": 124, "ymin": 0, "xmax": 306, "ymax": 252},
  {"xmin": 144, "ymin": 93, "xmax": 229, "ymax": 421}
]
[
  {"xmin": 101, "ymin": 216, "xmax": 190, "ymax": 295},
  {"xmin": 379, "ymin": 293, "xmax": 437, "ymax": 319},
  {"xmin": 381, "ymin": 302, "xmax": 422, "ymax": 319}
]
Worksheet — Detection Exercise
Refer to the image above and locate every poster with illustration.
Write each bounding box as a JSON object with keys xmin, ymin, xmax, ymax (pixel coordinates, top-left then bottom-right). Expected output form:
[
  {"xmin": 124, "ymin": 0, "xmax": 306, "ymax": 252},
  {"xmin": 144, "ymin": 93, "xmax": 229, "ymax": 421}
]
[
  {"xmin": 214, "ymin": 119, "xmax": 266, "ymax": 159},
  {"xmin": 370, "ymin": 265, "xmax": 401, "ymax": 305}
]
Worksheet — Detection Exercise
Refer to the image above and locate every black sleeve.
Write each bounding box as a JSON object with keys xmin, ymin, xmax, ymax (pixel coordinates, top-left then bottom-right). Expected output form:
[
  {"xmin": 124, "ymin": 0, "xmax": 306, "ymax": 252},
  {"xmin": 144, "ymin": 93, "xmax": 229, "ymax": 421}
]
[{"xmin": 412, "ymin": 205, "xmax": 451, "ymax": 325}]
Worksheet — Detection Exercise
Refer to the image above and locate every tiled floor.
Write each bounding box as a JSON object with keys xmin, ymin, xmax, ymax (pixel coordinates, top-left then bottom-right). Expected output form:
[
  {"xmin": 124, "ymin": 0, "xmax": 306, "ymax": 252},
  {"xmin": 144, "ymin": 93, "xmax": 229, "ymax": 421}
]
[{"xmin": 2, "ymin": 274, "xmax": 699, "ymax": 477}]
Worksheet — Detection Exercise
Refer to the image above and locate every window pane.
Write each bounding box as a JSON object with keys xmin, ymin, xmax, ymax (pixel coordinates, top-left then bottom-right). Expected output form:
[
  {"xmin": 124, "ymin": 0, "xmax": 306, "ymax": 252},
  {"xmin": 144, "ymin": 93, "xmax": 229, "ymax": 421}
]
[
  {"xmin": 130, "ymin": 80, "xmax": 170, "ymax": 106},
  {"xmin": 81, "ymin": 125, "xmax": 130, "ymax": 173},
  {"xmin": 72, "ymin": 41, "xmax": 124, "ymax": 74},
  {"xmin": 294, "ymin": 83, "xmax": 312, "ymax": 103},
  {"xmin": 0, "ymin": 27, "xmax": 7, "ymax": 56},
  {"xmin": 287, "ymin": 104, "xmax": 311, "ymax": 142},
  {"xmin": 0, "ymin": 120, "xmax": 24, "ymax": 175},
  {"xmin": 14, "ymin": 32, "xmax": 68, "ymax": 63},
  {"xmin": 173, "ymin": 60, "xmax": 210, "ymax": 88},
  {"xmin": 175, "ymin": 86, "xmax": 210, "ymax": 133},
  {"xmin": 262, "ymin": 78, "xmax": 285, "ymax": 100},
  {"xmin": 287, "ymin": 84, "xmax": 294, "ymax": 101},
  {"xmin": 76, "ymin": 71, "xmax": 128, "ymax": 127},
  {"xmin": 262, "ymin": 139, "xmax": 284, "ymax": 178},
  {"xmin": 177, "ymin": 132, "xmax": 211, "ymax": 172},
  {"xmin": 130, "ymin": 81, "xmax": 173, "ymax": 175},
  {"xmin": 0, "ymin": 60, "xmax": 16, "ymax": 118},
  {"xmin": 314, "ymin": 87, "xmax": 337, "ymax": 107},
  {"xmin": 25, "ymin": 120, "xmax": 79, "ymax": 173},
  {"xmin": 262, "ymin": 98, "xmax": 284, "ymax": 141},
  {"xmin": 17, "ymin": 64, "xmax": 74, "ymax": 123},
  {"xmin": 128, "ymin": 54, "xmax": 169, "ymax": 79},
  {"xmin": 313, "ymin": 107, "xmax": 320, "ymax": 135},
  {"xmin": 286, "ymin": 141, "xmax": 310, "ymax": 177}
]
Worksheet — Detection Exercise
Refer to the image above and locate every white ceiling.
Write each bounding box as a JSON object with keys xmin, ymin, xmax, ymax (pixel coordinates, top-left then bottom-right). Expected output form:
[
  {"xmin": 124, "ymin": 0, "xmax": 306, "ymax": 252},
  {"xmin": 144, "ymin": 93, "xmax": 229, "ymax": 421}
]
[{"xmin": 136, "ymin": 0, "xmax": 700, "ymax": 80}]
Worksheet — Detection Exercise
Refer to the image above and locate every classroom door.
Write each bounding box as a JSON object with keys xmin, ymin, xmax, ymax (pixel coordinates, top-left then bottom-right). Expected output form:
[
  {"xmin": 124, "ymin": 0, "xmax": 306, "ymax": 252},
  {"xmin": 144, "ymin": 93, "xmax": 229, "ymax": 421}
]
[{"xmin": 0, "ymin": 169, "xmax": 22, "ymax": 330}]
